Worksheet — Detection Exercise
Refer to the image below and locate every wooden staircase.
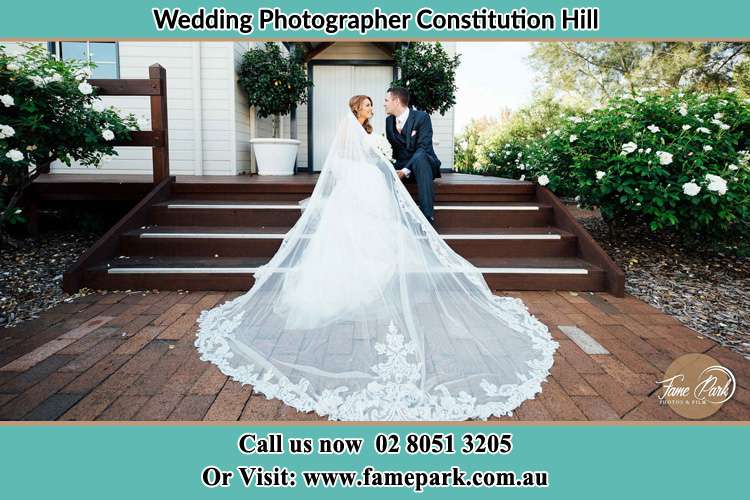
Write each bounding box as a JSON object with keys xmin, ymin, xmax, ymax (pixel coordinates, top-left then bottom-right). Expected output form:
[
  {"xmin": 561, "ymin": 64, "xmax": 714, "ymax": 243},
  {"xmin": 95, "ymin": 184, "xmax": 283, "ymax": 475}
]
[{"xmin": 63, "ymin": 174, "xmax": 624, "ymax": 296}]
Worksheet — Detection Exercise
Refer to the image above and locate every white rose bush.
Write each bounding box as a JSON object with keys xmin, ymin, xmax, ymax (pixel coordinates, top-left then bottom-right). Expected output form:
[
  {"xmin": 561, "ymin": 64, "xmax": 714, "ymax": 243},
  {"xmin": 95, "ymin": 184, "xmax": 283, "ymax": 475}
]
[
  {"xmin": 472, "ymin": 89, "xmax": 750, "ymax": 246},
  {"xmin": 0, "ymin": 43, "xmax": 140, "ymax": 241}
]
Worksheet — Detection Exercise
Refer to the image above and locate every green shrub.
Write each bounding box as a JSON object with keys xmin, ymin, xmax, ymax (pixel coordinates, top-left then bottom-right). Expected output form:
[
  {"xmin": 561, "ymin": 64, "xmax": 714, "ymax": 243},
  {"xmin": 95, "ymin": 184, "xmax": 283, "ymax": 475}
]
[
  {"xmin": 0, "ymin": 43, "xmax": 140, "ymax": 239},
  {"xmin": 473, "ymin": 89, "xmax": 750, "ymax": 245},
  {"xmin": 570, "ymin": 90, "xmax": 750, "ymax": 243}
]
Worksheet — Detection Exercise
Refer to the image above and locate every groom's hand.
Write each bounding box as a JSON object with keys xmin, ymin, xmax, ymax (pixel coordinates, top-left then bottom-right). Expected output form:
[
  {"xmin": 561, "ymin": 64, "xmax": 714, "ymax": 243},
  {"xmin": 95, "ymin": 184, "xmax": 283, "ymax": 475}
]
[{"xmin": 396, "ymin": 170, "xmax": 407, "ymax": 180}]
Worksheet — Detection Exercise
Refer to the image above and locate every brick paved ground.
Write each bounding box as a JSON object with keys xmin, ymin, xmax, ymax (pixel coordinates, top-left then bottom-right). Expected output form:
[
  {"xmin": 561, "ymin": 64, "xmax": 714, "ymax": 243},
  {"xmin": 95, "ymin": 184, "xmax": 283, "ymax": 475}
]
[{"xmin": 0, "ymin": 290, "xmax": 747, "ymax": 421}]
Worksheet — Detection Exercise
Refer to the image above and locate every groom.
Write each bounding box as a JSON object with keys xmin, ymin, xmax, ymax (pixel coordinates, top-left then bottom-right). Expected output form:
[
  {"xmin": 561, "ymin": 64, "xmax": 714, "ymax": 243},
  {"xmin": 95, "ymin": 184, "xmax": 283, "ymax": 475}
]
[{"xmin": 384, "ymin": 87, "xmax": 441, "ymax": 223}]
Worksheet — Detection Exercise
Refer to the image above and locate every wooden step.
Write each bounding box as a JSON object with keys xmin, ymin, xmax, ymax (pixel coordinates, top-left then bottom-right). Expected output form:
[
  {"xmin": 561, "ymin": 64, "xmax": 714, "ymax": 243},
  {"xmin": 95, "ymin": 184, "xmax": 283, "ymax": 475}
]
[
  {"xmin": 171, "ymin": 175, "xmax": 538, "ymax": 203},
  {"xmin": 85, "ymin": 256, "xmax": 604, "ymax": 292},
  {"xmin": 150, "ymin": 200, "xmax": 554, "ymax": 228},
  {"xmin": 121, "ymin": 226, "xmax": 578, "ymax": 259}
]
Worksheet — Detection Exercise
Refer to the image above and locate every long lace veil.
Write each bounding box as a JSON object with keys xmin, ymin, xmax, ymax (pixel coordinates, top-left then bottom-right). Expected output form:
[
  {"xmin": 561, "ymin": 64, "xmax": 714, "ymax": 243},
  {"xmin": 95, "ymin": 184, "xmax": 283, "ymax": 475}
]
[{"xmin": 195, "ymin": 109, "xmax": 559, "ymax": 420}]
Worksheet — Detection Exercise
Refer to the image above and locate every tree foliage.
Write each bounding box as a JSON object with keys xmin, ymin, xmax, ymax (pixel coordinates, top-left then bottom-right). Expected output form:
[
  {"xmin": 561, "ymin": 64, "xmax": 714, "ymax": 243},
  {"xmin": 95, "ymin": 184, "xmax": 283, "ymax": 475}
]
[
  {"xmin": 529, "ymin": 42, "xmax": 749, "ymax": 105},
  {"xmin": 391, "ymin": 42, "xmax": 460, "ymax": 115}
]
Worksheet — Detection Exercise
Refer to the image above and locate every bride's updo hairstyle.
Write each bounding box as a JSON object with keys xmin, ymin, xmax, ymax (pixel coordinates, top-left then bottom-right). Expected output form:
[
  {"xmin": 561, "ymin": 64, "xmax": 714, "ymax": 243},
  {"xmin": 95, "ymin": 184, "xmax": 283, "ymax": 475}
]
[{"xmin": 349, "ymin": 95, "xmax": 373, "ymax": 134}]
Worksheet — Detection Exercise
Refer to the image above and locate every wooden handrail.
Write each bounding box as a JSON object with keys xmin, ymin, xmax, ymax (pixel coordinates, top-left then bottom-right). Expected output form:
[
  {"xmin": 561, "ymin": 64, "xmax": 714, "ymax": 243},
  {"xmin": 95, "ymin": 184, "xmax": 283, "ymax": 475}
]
[
  {"xmin": 536, "ymin": 186, "xmax": 626, "ymax": 297},
  {"xmin": 62, "ymin": 175, "xmax": 175, "ymax": 292},
  {"xmin": 44, "ymin": 64, "xmax": 170, "ymax": 182}
]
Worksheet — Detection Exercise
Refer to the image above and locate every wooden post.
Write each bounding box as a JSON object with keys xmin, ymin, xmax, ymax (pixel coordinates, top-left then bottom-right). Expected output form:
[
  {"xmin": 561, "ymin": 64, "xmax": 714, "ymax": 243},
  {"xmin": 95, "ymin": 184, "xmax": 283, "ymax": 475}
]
[{"xmin": 149, "ymin": 64, "xmax": 170, "ymax": 184}]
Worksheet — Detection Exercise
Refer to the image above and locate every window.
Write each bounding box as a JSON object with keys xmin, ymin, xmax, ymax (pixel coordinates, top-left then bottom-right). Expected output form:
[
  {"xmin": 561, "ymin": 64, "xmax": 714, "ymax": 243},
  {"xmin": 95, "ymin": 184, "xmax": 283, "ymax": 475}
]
[{"xmin": 51, "ymin": 41, "xmax": 119, "ymax": 79}]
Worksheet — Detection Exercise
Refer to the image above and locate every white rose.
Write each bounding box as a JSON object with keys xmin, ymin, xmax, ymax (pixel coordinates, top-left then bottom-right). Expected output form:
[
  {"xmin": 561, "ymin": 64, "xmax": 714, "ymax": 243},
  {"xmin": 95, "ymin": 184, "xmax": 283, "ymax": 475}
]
[
  {"xmin": 7, "ymin": 62, "xmax": 20, "ymax": 71},
  {"xmin": 0, "ymin": 94, "xmax": 14, "ymax": 107},
  {"xmin": 726, "ymin": 87, "xmax": 736, "ymax": 93},
  {"xmin": 569, "ymin": 134, "xmax": 578, "ymax": 143},
  {"xmin": 645, "ymin": 148, "xmax": 651, "ymax": 154},
  {"xmin": 569, "ymin": 116, "xmax": 583, "ymax": 123},
  {"xmin": 647, "ymin": 124, "xmax": 660, "ymax": 133},
  {"xmin": 5, "ymin": 149, "xmax": 24, "ymax": 162},
  {"xmin": 728, "ymin": 164, "xmax": 739, "ymax": 171},
  {"xmin": 697, "ymin": 127, "xmax": 710, "ymax": 134},
  {"xmin": 91, "ymin": 100, "xmax": 106, "ymax": 112},
  {"xmin": 705, "ymin": 174, "xmax": 728, "ymax": 195},
  {"xmin": 656, "ymin": 151, "xmax": 673, "ymax": 165},
  {"xmin": 102, "ymin": 129, "xmax": 115, "ymax": 141},
  {"xmin": 682, "ymin": 182, "xmax": 701, "ymax": 196},
  {"xmin": 0, "ymin": 124, "xmax": 15, "ymax": 138},
  {"xmin": 621, "ymin": 141, "xmax": 638, "ymax": 154},
  {"xmin": 703, "ymin": 145, "xmax": 713, "ymax": 152},
  {"xmin": 635, "ymin": 96, "xmax": 645, "ymax": 103},
  {"xmin": 678, "ymin": 104, "xmax": 688, "ymax": 116},
  {"xmin": 78, "ymin": 82, "xmax": 93, "ymax": 95},
  {"xmin": 537, "ymin": 174, "xmax": 550, "ymax": 186},
  {"xmin": 519, "ymin": 175, "xmax": 525, "ymax": 181},
  {"xmin": 596, "ymin": 170, "xmax": 606, "ymax": 180}
]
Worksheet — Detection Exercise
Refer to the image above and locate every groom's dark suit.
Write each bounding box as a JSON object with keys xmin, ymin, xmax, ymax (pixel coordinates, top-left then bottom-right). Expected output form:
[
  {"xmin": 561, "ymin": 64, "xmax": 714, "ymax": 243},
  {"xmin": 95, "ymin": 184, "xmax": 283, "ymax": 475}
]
[{"xmin": 386, "ymin": 108, "xmax": 441, "ymax": 220}]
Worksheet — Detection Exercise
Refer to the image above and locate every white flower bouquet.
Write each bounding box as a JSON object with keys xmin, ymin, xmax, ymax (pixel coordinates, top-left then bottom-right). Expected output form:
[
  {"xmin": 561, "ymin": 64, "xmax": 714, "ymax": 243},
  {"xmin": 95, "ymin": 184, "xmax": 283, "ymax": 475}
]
[{"xmin": 371, "ymin": 133, "xmax": 395, "ymax": 164}]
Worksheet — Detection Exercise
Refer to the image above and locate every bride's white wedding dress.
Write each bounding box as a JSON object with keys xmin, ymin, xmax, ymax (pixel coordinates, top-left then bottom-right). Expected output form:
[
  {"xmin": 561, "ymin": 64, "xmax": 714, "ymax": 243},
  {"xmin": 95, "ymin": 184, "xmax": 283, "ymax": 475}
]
[{"xmin": 195, "ymin": 110, "xmax": 559, "ymax": 421}]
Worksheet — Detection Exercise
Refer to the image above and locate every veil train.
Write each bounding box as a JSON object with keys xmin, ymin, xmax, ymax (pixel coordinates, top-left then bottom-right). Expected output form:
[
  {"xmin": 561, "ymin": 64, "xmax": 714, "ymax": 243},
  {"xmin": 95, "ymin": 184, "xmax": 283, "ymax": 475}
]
[{"xmin": 195, "ymin": 109, "xmax": 559, "ymax": 421}]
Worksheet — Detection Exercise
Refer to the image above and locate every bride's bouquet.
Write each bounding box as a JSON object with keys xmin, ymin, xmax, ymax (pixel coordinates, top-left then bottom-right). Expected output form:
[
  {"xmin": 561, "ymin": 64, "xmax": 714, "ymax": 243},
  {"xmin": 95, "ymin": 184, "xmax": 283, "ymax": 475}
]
[{"xmin": 371, "ymin": 133, "xmax": 396, "ymax": 164}]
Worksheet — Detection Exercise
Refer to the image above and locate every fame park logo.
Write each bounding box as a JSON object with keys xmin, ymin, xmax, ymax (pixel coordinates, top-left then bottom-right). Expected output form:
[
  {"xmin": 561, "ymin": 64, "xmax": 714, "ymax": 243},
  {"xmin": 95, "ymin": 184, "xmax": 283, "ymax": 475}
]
[{"xmin": 656, "ymin": 353, "xmax": 736, "ymax": 419}]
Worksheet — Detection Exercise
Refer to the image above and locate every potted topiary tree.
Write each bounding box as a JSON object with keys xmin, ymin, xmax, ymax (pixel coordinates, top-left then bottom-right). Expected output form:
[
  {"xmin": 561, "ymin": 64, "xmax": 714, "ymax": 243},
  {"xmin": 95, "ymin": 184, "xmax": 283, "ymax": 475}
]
[{"xmin": 238, "ymin": 42, "xmax": 312, "ymax": 175}]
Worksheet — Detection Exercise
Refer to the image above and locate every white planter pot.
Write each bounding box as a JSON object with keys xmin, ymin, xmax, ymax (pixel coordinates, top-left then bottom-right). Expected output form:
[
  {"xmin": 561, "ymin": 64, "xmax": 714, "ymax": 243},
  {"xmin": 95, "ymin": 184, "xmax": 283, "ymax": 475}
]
[{"xmin": 250, "ymin": 138, "xmax": 301, "ymax": 175}]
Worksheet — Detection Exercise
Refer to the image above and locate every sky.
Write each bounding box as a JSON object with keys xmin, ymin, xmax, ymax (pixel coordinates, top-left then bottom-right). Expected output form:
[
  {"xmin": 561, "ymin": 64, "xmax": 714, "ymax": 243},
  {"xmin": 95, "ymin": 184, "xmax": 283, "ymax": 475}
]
[{"xmin": 453, "ymin": 42, "xmax": 537, "ymax": 134}]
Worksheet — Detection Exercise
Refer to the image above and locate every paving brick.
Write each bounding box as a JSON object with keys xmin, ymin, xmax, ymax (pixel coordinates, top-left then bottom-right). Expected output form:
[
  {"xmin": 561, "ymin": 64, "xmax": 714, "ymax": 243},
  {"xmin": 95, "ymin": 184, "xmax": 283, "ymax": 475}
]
[
  {"xmin": 594, "ymin": 338, "xmax": 662, "ymax": 375},
  {"xmin": 556, "ymin": 339, "xmax": 605, "ymax": 374},
  {"xmin": 582, "ymin": 373, "xmax": 640, "ymax": 417},
  {"xmin": 157, "ymin": 313, "xmax": 199, "ymax": 341},
  {"xmin": 133, "ymin": 393, "xmax": 183, "ymax": 420},
  {"xmin": 240, "ymin": 394, "xmax": 282, "ymax": 420},
  {"xmin": 570, "ymin": 396, "xmax": 621, "ymax": 420},
  {"xmin": 97, "ymin": 395, "xmax": 150, "ymax": 420},
  {"xmin": 0, "ymin": 355, "xmax": 76, "ymax": 393},
  {"xmin": 536, "ymin": 377, "xmax": 587, "ymax": 420},
  {"xmin": 23, "ymin": 393, "xmax": 85, "ymax": 421},
  {"xmin": 189, "ymin": 365, "xmax": 227, "ymax": 395},
  {"xmin": 124, "ymin": 342, "xmax": 192, "ymax": 396},
  {"xmin": 153, "ymin": 303, "xmax": 192, "ymax": 327},
  {"xmin": 622, "ymin": 395, "xmax": 683, "ymax": 420},
  {"xmin": 59, "ymin": 339, "xmax": 124, "ymax": 373},
  {"xmin": 168, "ymin": 394, "xmax": 216, "ymax": 420},
  {"xmin": 0, "ymin": 372, "xmax": 78, "ymax": 420},
  {"xmin": 59, "ymin": 393, "xmax": 117, "ymax": 421},
  {"xmin": 114, "ymin": 326, "xmax": 167, "ymax": 355},
  {"xmin": 60, "ymin": 354, "xmax": 131, "ymax": 395},
  {"xmin": 204, "ymin": 381, "xmax": 253, "ymax": 421},
  {"xmin": 513, "ymin": 399, "xmax": 553, "ymax": 420},
  {"xmin": 591, "ymin": 355, "xmax": 659, "ymax": 397},
  {"xmin": 550, "ymin": 356, "xmax": 599, "ymax": 396}
]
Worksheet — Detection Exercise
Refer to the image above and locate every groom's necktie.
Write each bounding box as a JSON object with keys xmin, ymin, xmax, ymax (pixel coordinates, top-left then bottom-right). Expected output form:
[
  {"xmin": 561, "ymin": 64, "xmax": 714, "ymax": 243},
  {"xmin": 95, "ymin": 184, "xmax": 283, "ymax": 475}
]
[{"xmin": 396, "ymin": 118, "xmax": 403, "ymax": 134}]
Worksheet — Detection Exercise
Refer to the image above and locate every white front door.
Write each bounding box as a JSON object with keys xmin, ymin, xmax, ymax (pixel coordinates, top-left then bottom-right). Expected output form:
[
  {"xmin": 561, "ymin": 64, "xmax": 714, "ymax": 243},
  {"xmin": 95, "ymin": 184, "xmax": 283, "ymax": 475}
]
[{"xmin": 312, "ymin": 65, "xmax": 393, "ymax": 171}]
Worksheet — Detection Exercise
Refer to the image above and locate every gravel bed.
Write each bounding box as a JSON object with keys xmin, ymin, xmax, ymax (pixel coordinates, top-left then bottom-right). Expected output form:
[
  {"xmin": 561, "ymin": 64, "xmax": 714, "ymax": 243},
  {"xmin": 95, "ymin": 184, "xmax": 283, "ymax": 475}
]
[{"xmin": 572, "ymin": 206, "xmax": 750, "ymax": 360}]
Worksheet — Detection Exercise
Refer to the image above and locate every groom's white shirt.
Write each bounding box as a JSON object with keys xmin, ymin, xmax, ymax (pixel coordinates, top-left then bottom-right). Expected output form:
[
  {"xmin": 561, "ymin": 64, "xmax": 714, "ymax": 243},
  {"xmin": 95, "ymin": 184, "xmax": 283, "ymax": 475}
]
[{"xmin": 395, "ymin": 107, "xmax": 410, "ymax": 178}]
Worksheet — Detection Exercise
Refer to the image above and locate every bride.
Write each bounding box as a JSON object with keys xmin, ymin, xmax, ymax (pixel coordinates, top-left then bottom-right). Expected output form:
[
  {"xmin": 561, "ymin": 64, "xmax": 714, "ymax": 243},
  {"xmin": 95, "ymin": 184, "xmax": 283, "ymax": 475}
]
[{"xmin": 195, "ymin": 95, "xmax": 559, "ymax": 421}]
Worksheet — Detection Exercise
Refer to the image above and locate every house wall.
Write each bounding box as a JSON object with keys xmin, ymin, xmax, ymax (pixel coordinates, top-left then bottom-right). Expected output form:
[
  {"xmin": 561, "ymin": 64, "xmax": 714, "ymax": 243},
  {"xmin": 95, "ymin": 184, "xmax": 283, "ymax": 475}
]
[{"xmin": 295, "ymin": 42, "xmax": 456, "ymax": 172}]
